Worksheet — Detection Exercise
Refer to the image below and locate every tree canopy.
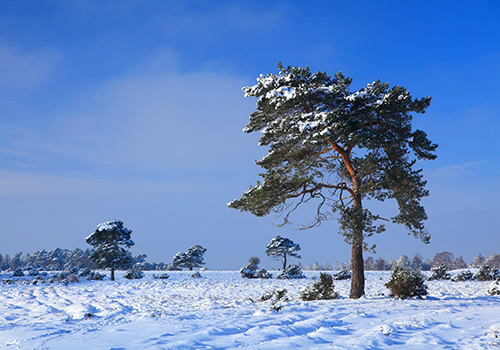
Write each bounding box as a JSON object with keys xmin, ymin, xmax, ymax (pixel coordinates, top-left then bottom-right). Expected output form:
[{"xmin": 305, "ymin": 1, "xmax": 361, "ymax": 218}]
[
  {"xmin": 86, "ymin": 220, "xmax": 134, "ymax": 281},
  {"xmin": 172, "ymin": 245, "xmax": 207, "ymax": 271},
  {"xmin": 229, "ymin": 64, "xmax": 437, "ymax": 298},
  {"xmin": 266, "ymin": 235, "xmax": 301, "ymax": 270}
]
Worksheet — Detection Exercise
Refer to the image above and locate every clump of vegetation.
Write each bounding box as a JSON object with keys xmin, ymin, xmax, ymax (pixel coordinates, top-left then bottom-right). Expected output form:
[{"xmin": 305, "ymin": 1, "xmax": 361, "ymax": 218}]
[
  {"xmin": 265, "ymin": 236, "xmax": 302, "ymax": 271},
  {"xmin": 171, "ymin": 245, "xmax": 207, "ymax": 271},
  {"xmin": 191, "ymin": 272, "xmax": 202, "ymax": 278},
  {"xmin": 277, "ymin": 264, "xmax": 305, "ymax": 279},
  {"xmin": 260, "ymin": 288, "xmax": 289, "ymax": 312},
  {"xmin": 240, "ymin": 257, "xmax": 271, "ymax": 279},
  {"xmin": 385, "ymin": 266, "xmax": 428, "ymax": 299},
  {"xmin": 87, "ymin": 271, "xmax": 105, "ymax": 280},
  {"xmin": 475, "ymin": 265, "xmax": 500, "ymax": 281},
  {"xmin": 152, "ymin": 273, "xmax": 169, "ymax": 279},
  {"xmin": 428, "ymin": 264, "xmax": 451, "ymax": 280},
  {"xmin": 451, "ymin": 270, "xmax": 474, "ymax": 282},
  {"xmin": 12, "ymin": 268, "xmax": 25, "ymax": 277},
  {"xmin": 123, "ymin": 269, "xmax": 144, "ymax": 279},
  {"xmin": 489, "ymin": 280, "xmax": 500, "ymax": 296},
  {"xmin": 300, "ymin": 273, "xmax": 340, "ymax": 301},
  {"xmin": 333, "ymin": 268, "xmax": 352, "ymax": 280}
]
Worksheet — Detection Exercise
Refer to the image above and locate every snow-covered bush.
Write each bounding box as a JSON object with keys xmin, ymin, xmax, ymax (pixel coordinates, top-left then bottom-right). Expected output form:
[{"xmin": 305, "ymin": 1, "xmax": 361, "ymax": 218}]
[
  {"xmin": 428, "ymin": 264, "xmax": 451, "ymax": 280},
  {"xmin": 489, "ymin": 279, "xmax": 500, "ymax": 296},
  {"xmin": 152, "ymin": 273, "xmax": 169, "ymax": 279},
  {"xmin": 78, "ymin": 267, "xmax": 91, "ymax": 277},
  {"xmin": 300, "ymin": 273, "xmax": 340, "ymax": 301},
  {"xmin": 260, "ymin": 288, "xmax": 289, "ymax": 312},
  {"xmin": 12, "ymin": 268, "xmax": 25, "ymax": 277},
  {"xmin": 123, "ymin": 269, "xmax": 144, "ymax": 279},
  {"xmin": 240, "ymin": 263, "xmax": 272, "ymax": 279},
  {"xmin": 191, "ymin": 272, "xmax": 202, "ymax": 278},
  {"xmin": 451, "ymin": 270, "xmax": 474, "ymax": 282},
  {"xmin": 333, "ymin": 268, "xmax": 352, "ymax": 280},
  {"xmin": 28, "ymin": 268, "xmax": 40, "ymax": 276},
  {"xmin": 385, "ymin": 266, "xmax": 428, "ymax": 299},
  {"xmin": 277, "ymin": 264, "xmax": 305, "ymax": 279},
  {"xmin": 87, "ymin": 271, "xmax": 105, "ymax": 280},
  {"xmin": 475, "ymin": 265, "xmax": 500, "ymax": 281}
]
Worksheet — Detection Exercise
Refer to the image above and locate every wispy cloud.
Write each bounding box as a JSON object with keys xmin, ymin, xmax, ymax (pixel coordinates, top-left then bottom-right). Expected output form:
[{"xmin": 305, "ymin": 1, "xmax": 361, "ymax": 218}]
[
  {"xmin": 2, "ymin": 51, "xmax": 257, "ymax": 179},
  {"xmin": 0, "ymin": 46, "xmax": 63, "ymax": 89}
]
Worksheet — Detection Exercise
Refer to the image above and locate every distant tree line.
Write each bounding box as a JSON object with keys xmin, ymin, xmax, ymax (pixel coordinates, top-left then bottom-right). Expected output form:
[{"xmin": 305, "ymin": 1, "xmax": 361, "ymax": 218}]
[
  {"xmin": 1, "ymin": 247, "xmax": 498, "ymax": 274},
  {"xmin": 0, "ymin": 220, "xmax": 208, "ymax": 276},
  {"xmin": 304, "ymin": 251, "xmax": 500, "ymax": 272}
]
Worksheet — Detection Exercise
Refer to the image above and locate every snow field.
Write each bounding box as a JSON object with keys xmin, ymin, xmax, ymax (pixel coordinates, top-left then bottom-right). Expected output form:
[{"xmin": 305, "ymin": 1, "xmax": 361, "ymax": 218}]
[{"xmin": 0, "ymin": 271, "xmax": 499, "ymax": 349}]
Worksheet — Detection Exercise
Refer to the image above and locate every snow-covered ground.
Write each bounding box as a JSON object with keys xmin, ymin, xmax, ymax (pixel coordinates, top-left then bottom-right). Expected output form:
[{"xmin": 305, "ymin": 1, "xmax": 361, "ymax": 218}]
[{"xmin": 0, "ymin": 270, "xmax": 499, "ymax": 349}]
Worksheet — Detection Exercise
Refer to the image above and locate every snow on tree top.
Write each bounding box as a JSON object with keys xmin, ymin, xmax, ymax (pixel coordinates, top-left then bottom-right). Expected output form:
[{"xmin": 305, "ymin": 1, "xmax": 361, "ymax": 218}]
[{"xmin": 97, "ymin": 220, "xmax": 122, "ymax": 232}]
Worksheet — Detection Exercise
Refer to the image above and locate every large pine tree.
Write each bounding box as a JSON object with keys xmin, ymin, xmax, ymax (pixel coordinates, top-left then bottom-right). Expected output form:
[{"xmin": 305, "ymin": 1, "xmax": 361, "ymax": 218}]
[{"xmin": 229, "ymin": 64, "xmax": 437, "ymax": 298}]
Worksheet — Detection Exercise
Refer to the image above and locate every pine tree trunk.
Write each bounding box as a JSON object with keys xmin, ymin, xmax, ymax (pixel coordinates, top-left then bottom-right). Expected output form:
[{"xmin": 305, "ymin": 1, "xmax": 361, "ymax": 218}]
[
  {"xmin": 350, "ymin": 184, "xmax": 365, "ymax": 298},
  {"xmin": 283, "ymin": 254, "xmax": 287, "ymax": 270},
  {"xmin": 111, "ymin": 267, "xmax": 115, "ymax": 281},
  {"xmin": 350, "ymin": 240, "xmax": 365, "ymax": 298}
]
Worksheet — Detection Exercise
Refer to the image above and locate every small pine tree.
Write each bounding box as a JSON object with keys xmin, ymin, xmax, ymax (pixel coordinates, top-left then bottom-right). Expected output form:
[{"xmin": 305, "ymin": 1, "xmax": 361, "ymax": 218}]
[
  {"xmin": 300, "ymin": 273, "xmax": 340, "ymax": 301},
  {"xmin": 86, "ymin": 220, "xmax": 134, "ymax": 281},
  {"xmin": 385, "ymin": 266, "xmax": 428, "ymax": 299},
  {"xmin": 451, "ymin": 270, "xmax": 474, "ymax": 282},
  {"xmin": 489, "ymin": 280, "xmax": 500, "ymax": 296},
  {"xmin": 475, "ymin": 265, "xmax": 500, "ymax": 281},
  {"xmin": 172, "ymin": 245, "xmax": 207, "ymax": 271},
  {"xmin": 266, "ymin": 236, "xmax": 301, "ymax": 270},
  {"xmin": 428, "ymin": 264, "xmax": 451, "ymax": 280}
]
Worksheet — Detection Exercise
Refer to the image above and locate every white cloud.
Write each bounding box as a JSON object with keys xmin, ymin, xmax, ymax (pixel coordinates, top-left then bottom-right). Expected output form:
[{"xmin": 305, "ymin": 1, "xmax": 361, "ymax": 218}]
[{"xmin": 0, "ymin": 46, "xmax": 62, "ymax": 89}]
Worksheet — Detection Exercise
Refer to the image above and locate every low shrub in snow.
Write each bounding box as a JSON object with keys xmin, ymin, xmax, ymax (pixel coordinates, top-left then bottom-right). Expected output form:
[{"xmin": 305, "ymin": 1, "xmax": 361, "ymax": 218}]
[
  {"xmin": 428, "ymin": 264, "xmax": 451, "ymax": 280},
  {"xmin": 191, "ymin": 272, "xmax": 202, "ymax": 278},
  {"xmin": 123, "ymin": 269, "xmax": 144, "ymax": 279},
  {"xmin": 277, "ymin": 265, "xmax": 305, "ymax": 279},
  {"xmin": 28, "ymin": 268, "xmax": 40, "ymax": 276},
  {"xmin": 385, "ymin": 266, "xmax": 428, "ymax": 299},
  {"xmin": 489, "ymin": 279, "xmax": 500, "ymax": 296},
  {"xmin": 300, "ymin": 273, "xmax": 340, "ymax": 301},
  {"xmin": 78, "ymin": 267, "xmax": 92, "ymax": 277},
  {"xmin": 333, "ymin": 268, "xmax": 352, "ymax": 280},
  {"xmin": 152, "ymin": 273, "xmax": 169, "ymax": 279},
  {"xmin": 12, "ymin": 268, "xmax": 25, "ymax": 277},
  {"xmin": 260, "ymin": 288, "xmax": 289, "ymax": 312},
  {"xmin": 87, "ymin": 271, "xmax": 105, "ymax": 280},
  {"xmin": 451, "ymin": 270, "xmax": 474, "ymax": 282},
  {"xmin": 476, "ymin": 265, "xmax": 500, "ymax": 281},
  {"xmin": 240, "ymin": 264, "xmax": 272, "ymax": 279}
]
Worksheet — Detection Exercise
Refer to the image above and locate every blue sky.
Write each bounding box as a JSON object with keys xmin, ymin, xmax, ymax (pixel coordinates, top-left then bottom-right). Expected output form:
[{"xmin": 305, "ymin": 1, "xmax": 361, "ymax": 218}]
[{"xmin": 1, "ymin": 1, "xmax": 499, "ymax": 269}]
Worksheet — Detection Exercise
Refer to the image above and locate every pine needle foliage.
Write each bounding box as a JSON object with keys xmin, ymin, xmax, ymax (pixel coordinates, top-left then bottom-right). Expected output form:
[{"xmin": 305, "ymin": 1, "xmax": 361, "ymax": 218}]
[
  {"xmin": 300, "ymin": 273, "xmax": 340, "ymax": 301},
  {"xmin": 86, "ymin": 220, "xmax": 134, "ymax": 281},
  {"xmin": 385, "ymin": 266, "xmax": 428, "ymax": 299}
]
